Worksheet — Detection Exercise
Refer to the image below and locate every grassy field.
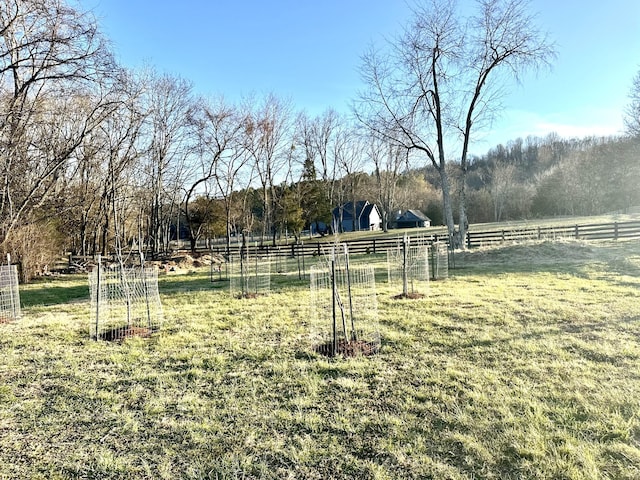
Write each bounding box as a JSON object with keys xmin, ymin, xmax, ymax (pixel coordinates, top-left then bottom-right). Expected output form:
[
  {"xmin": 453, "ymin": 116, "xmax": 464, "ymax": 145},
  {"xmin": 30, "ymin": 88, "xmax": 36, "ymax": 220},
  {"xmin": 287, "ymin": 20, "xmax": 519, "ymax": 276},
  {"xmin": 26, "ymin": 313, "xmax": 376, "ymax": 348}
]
[{"xmin": 1, "ymin": 239, "xmax": 640, "ymax": 479}]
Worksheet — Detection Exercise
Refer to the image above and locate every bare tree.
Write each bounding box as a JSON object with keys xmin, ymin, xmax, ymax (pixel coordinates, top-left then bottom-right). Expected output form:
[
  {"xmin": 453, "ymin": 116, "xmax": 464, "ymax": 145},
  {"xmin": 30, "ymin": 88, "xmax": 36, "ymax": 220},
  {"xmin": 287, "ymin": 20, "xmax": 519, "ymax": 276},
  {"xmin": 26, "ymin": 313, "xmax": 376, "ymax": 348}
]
[
  {"xmin": 242, "ymin": 93, "xmax": 293, "ymax": 245},
  {"xmin": 355, "ymin": 0, "xmax": 554, "ymax": 247},
  {"xmin": 0, "ymin": 0, "xmax": 117, "ymax": 278},
  {"xmin": 625, "ymin": 68, "xmax": 640, "ymax": 137},
  {"xmin": 142, "ymin": 70, "xmax": 196, "ymax": 257},
  {"xmin": 489, "ymin": 159, "xmax": 517, "ymax": 222},
  {"xmin": 334, "ymin": 125, "xmax": 368, "ymax": 228},
  {"xmin": 192, "ymin": 96, "xmax": 249, "ymax": 253},
  {"xmin": 95, "ymin": 74, "xmax": 146, "ymax": 259},
  {"xmin": 65, "ymin": 102, "xmax": 114, "ymax": 257},
  {"xmin": 368, "ymin": 135, "xmax": 409, "ymax": 232},
  {"xmin": 296, "ymin": 109, "xmax": 342, "ymax": 206},
  {"xmin": 184, "ymin": 98, "xmax": 244, "ymax": 251},
  {"xmin": 294, "ymin": 109, "xmax": 350, "ymax": 235}
]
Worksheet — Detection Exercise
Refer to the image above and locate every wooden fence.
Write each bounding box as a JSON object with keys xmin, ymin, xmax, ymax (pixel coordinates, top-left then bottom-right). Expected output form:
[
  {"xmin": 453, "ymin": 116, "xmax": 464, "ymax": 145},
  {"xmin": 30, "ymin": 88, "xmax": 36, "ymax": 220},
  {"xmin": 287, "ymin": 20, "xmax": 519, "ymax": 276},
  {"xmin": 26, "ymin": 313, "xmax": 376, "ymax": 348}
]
[
  {"xmin": 206, "ymin": 234, "xmax": 448, "ymax": 258},
  {"xmin": 465, "ymin": 220, "xmax": 640, "ymax": 248},
  {"xmin": 204, "ymin": 221, "xmax": 640, "ymax": 257},
  {"xmin": 68, "ymin": 220, "xmax": 640, "ymax": 267}
]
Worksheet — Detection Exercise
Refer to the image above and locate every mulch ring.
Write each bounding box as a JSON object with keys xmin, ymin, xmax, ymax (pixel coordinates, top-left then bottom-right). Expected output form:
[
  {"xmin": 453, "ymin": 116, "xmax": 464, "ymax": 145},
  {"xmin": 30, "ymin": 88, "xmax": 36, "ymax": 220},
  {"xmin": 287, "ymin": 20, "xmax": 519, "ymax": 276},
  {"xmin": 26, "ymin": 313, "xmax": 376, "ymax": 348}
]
[
  {"xmin": 315, "ymin": 339, "xmax": 380, "ymax": 358},
  {"xmin": 236, "ymin": 292, "xmax": 263, "ymax": 299},
  {"xmin": 392, "ymin": 292, "xmax": 425, "ymax": 300},
  {"xmin": 98, "ymin": 326, "xmax": 154, "ymax": 342}
]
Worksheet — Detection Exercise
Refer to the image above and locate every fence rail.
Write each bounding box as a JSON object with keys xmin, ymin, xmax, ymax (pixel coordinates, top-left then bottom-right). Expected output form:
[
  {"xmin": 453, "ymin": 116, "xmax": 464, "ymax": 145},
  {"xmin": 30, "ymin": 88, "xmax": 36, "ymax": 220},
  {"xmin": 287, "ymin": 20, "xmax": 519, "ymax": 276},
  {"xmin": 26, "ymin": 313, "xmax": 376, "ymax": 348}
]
[
  {"xmin": 206, "ymin": 234, "xmax": 448, "ymax": 258},
  {"xmin": 204, "ymin": 221, "xmax": 640, "ymax": 257},
  {"xmin": 68, "ymin": 220, "xmax": 640, "ymax": 267},
  {"xmin": 465, "ymin": 220, "xmax": 640, "ymax": 248}
]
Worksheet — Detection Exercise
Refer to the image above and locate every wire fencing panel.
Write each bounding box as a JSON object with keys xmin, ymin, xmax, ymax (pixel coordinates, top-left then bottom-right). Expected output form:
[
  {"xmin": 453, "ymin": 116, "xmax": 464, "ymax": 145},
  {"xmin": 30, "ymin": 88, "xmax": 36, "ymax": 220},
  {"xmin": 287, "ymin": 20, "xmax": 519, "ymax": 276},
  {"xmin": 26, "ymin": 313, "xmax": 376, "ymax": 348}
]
[
  {"xmin": 387, "ymin": 242, "xmax": 430, "ymax": 295},
  {"xmin": 0, "ymin": 265, "xmax": 20, "ymax": 322},
  {"xmin": 228, "ymin": 254, "xmax": 271, "ymax": 298},
  {"xmin": 309, "ymin": 245, "xmax": 379, "ymax": 357},
  {"xmin": 89, "ymin": 263, "xmax": 163, "ymax": 340},
  {"xmin": 429, "ymin": 241, "xmax": 449, "ymax": 280},
  {"xmin": 271, "ymin": 245, "xmax": 309, "ymax": 279}
]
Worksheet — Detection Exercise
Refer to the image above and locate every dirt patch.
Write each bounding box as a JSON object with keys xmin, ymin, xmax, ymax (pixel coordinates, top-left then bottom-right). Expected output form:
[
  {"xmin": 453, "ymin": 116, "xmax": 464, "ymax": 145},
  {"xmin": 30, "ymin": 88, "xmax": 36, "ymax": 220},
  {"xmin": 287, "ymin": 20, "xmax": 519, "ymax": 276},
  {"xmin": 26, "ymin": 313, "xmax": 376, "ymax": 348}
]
[
  {"xmin": 156, "ymin": 252, "xmax": 226, "ymax": 274},
  {"xmin": 236, "ymin": 292, "xmax": 263, "ymax": 299},
  {"xmin": 98, "ymin": 326, "xmax": 154, "ymax": 342},
  {"xmin": 0, "ymin": 316, "xmax": 14, "ymax": 324},
  {"xmin": 392, "ymin": 292, "xmax": 425, "ymax": 300},
  {"xmin": 315, "ymin": 339, "xmax": 379, "ymax": 358}
]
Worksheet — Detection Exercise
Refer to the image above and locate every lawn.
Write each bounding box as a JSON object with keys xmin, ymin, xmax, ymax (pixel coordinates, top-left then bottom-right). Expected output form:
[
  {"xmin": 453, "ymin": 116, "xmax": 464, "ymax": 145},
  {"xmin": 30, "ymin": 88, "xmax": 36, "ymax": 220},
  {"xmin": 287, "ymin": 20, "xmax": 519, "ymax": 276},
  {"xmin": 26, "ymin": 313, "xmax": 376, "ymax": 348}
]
[{"xmin": 1, "ymin": 239, "xmax": 639, "ymax": 479}]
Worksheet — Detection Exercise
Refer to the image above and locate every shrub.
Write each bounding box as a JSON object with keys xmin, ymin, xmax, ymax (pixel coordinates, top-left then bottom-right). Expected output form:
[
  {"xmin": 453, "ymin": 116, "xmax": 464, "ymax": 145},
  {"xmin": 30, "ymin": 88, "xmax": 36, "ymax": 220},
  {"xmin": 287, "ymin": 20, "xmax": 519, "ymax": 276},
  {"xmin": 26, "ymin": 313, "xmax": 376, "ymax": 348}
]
[{"xmin": 2, "ymin": 221, "xmax": 64, "ymax": 283}]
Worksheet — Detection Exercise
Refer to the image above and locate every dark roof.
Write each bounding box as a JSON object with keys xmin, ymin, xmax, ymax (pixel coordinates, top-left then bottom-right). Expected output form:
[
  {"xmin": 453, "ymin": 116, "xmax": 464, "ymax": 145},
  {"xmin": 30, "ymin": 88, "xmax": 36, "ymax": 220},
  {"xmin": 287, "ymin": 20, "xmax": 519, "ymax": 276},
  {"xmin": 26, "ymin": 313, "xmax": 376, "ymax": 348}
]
[
  {"xmin": 361, "ymin": 203, "xmax": 376, "ymax": 219},
  {"xmin": 332, "ymin": 201, "xmax": 369, "ymax": 219},
  {"xmin": 397, "ymin": 209, "xmax": 430, "ymax": 222}
]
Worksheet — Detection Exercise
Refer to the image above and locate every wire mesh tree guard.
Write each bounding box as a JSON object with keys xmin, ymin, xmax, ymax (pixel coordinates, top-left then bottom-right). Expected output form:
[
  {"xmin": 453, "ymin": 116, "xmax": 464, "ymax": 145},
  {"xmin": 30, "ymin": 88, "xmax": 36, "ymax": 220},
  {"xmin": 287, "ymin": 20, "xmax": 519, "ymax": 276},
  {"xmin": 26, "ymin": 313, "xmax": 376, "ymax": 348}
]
[
  {"xmin": 210, "ymin": 253, "xmax": 229, "ymax": 282},
  {"xmin": 89, "ymin": 255, "xmax": 163, "ymax": 341},
  {"xmin": 310, "ymin": 244, "xmax": 380, "ymax": 357},
  {"xmin": 0, "ymin": 256, "xmax": 21, "ymax": 323},
  {"xmin": 228, "ymin": 251, "xmax": 271, "ymax": 298},
  {"xmin": 387, "ymin": 234, "xmax": 430, "ymax": 298},
  {"xmin": 429, "ymin": 241, "xmax": 449, "ymax": 280},
  {"xmin": 272, "ymin": 243, "xmax": 307, "ymax": 280}
]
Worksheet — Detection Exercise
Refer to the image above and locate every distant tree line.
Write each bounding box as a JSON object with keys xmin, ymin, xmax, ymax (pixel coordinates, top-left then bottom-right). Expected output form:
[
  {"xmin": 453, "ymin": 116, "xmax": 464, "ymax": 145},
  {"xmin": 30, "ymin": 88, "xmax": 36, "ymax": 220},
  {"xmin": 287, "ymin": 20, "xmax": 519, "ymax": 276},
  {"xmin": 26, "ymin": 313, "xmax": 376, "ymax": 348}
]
[
  {"xmin": 446, "ymin": 133, "xmax": 640, "ymax": 224},
  {"xmin": 193, "ymin": 132, "xmax": 638, "ymax": 242}
]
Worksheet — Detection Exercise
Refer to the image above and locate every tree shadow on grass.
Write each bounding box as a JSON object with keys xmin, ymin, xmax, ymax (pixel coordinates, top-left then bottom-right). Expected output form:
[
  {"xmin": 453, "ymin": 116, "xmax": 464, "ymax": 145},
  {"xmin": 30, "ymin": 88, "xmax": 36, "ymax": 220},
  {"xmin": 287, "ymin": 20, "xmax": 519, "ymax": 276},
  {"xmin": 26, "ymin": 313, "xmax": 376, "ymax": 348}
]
[
  {"xmin": 426, "ymin": 315, "xmax": 640, "ymax": 364},
  {"xmin": 452, "ymin": 240, "xmax": 640, "ymax": 281},
  {"xmin": 20, "ymin": 282, "xmax": 89, "ymax": 308},
  {"xmin": 157, "ymin": 271, "xmax": 229, "ymax": 296}
]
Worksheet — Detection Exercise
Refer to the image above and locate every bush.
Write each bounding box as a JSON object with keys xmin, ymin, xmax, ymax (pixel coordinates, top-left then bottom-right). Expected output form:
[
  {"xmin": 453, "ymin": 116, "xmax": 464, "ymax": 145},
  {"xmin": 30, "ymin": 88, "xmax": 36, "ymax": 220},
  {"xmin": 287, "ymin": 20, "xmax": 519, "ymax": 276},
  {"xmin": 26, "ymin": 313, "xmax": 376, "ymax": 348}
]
[{"xmin": 2, "ymin": 221, "xmax": 64, "ymax": 283}]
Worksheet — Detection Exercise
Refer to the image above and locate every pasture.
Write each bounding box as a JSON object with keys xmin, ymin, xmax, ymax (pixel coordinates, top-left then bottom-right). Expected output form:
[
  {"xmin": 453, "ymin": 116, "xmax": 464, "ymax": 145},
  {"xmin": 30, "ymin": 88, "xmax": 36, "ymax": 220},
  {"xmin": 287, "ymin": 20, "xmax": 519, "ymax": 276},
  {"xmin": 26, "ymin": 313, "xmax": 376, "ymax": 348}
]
[{"xmin": 1, "ymin": 239, "xmax": 639, "ymax": 479}]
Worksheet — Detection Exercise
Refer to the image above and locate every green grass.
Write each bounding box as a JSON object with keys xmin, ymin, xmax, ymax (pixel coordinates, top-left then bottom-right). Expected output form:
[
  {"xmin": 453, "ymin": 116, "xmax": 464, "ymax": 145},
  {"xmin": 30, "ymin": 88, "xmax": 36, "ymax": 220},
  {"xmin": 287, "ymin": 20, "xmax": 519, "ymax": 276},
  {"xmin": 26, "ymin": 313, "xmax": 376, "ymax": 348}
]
[{"xmin": 1, "ymin": 240, "xmax": 640, "ymax": 479}]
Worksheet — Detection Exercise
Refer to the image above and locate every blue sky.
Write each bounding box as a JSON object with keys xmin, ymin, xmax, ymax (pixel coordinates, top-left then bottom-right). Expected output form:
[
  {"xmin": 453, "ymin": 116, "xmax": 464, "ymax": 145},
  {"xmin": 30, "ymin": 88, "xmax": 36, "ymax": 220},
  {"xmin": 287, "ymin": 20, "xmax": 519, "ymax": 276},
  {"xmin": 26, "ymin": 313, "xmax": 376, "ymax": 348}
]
[{"xmin": 80, "ymin": 0, "xmax": 640, "ymax": 154}]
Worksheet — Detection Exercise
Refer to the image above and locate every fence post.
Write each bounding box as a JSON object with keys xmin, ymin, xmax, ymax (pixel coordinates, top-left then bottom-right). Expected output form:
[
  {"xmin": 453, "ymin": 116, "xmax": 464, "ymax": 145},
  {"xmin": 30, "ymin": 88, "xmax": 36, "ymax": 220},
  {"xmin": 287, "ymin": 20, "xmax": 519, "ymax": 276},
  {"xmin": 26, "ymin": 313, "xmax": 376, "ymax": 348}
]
[
  {"xmin": 466, "ymin": 232, "xmax": 471, "ymax": 249},
  {"xmin": 95, "ymin": 254, "xmax": 101, "ymax": 341},
  {"xmin": 574, "ymin": 224, "xmax": 579, "ymax": 239},
  {"xmin": 373, "ymin": 239, "xmax": 376, "ymax": 254},
  {"xmin": 6, "ymin": 254, "xmax": 16, "ymax": 320},
  {"xmin": 331, "ymin": 249, "xmax": 337, "ymax": 357},
  {"xmin": 614, "ymin": 222, "xmax": 619, "ymax": 240}
]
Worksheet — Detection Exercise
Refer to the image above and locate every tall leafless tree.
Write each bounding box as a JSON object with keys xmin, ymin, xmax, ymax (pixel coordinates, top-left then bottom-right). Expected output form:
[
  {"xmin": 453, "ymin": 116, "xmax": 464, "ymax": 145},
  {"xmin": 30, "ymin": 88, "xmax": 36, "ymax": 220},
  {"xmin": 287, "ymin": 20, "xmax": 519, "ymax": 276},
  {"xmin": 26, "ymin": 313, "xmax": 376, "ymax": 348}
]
[
  {"xmin": 142, "ymin": 70, "xmax": 196, "ymax": 257},
  {"xmin": 368, "ymin": 135, "xmax": 410, "ymax": 232},
  {"xmin": 296, "ymin": 109, "xmax": 342, "ymax": 207},
  {"xmin": 355, "ymin": 0, "xmax": 554, "ymax": 247},
  {"xmin": 242, "ymin": 93, "xmax": 293, "ymax": 245},
  {"xmin": 95, "ymin": 73, "xmax": 146, "ymax": 259},
  {"xmin": 0, "ymin": 0, "xmax": 116, "ymax": 278},
  {"xmin": 625, "ymin": 68, "xmax": 640, "ymax": 138},
  {"xmin": 333, "ymin": 124, "xmax": 368, "ymax": 229},
  {"xmin": 192, "ymin": 96, "xmax": 249, "ymax": 253}
]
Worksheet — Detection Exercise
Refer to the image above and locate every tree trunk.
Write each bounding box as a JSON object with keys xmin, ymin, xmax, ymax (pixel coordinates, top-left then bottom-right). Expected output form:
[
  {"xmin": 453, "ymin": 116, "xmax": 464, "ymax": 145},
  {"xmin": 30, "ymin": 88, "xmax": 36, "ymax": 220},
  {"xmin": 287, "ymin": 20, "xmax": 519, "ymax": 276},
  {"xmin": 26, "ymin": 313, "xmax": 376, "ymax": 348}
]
[
  {"xmin": 439, "ymin": 167, "xmax": 455, "ymax": 240},
  {"xmin": 225, "ymin": 212, "xmax": 232, "ymax": 256},
  {"xmin": 456, "ymin": 196, "xmax": 468, "ymax": 250},
  {"xmin": 455, "ymin": 168, "xmax": 468, "ymax": 250}
]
